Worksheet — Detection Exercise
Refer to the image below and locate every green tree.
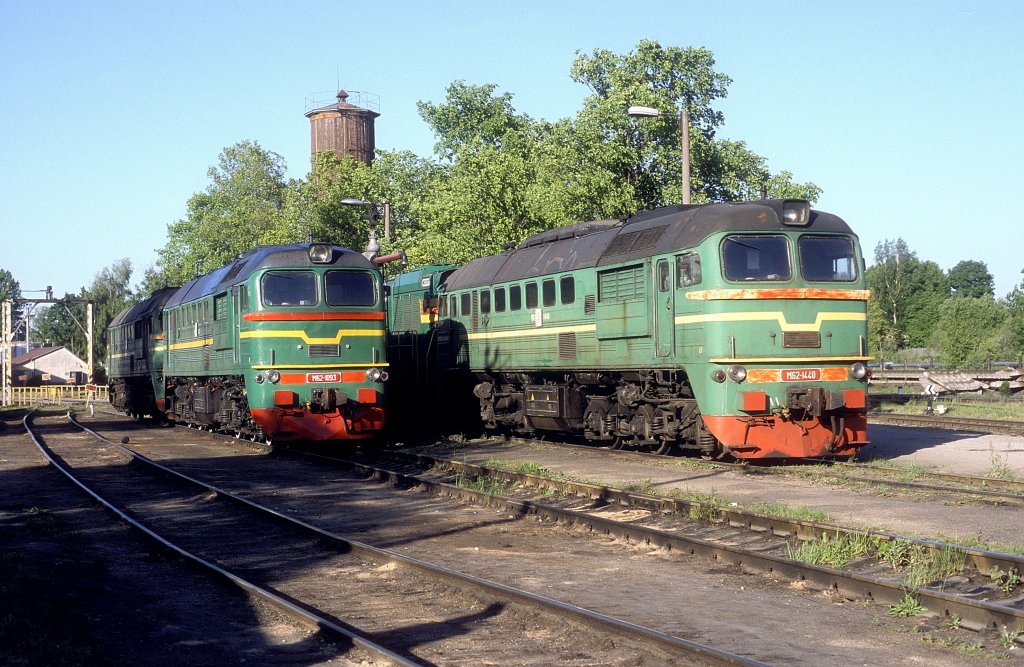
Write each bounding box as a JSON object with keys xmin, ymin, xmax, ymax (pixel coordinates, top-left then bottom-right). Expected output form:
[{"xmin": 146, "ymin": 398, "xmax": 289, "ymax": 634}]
[
  {"xmin": 0, "ymin": 269, "xmax": 24, "ymax": 340},
  {"xmin": 947, "ymin": 260, "xmax": 994, "ymax": 298},
  {"xmin": 32, "ymin": 259, "xmax": 135, "ymax": 368},
  {"xmin": 867, "ymin": 239, "xmax": 923, "ymax": 339},
  {"xmin": 903, "ymin": 260, "xmax": 948, "ymax": 348},
  {"xmin": 933, "ymin": 297, "xmax": 1007, "ymax": 367},
  {"xmin": 159, "ymin": 141, "xmax": 299, "ymax": 284},
  {"xmin": 570, "ymin": 40, "xmax": 819, "ymax": 208}
]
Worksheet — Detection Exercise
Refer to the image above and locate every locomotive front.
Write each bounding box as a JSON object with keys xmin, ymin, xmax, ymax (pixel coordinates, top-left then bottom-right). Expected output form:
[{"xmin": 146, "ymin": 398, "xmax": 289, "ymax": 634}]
[
  {"xmin": 683, "ymin": 200, "xmax": 870, "ymax": 459},
  {"xmin": 240, "ymin": 243, "xmax": 388, "ymax": 441}
]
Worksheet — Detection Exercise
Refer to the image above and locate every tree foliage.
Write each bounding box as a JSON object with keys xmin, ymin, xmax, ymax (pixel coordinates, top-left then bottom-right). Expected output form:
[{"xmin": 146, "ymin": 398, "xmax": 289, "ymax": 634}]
[
  {"xmin": 947, "ymin": 260, "xmax": 994, "ymax": 298},
  {"xmin": 0, "ymin": 268, "xmax": 24, "ymax": 339},
  {"xmin": 32, "ymin": 259, "xmax": 135, "ymax": 368},
  {"xmin": 159, "ymin": 141, "xmax": 301, "ymax": 285}
]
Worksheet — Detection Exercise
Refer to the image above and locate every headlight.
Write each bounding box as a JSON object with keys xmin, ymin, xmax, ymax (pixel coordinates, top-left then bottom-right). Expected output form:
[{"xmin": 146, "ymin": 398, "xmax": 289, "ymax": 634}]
[
  {"xmin": 850, "ymin": 362, "xmax": 868, "ymax": 379},
  {"xmin": 266, "ymin": 370, "xmax": 281, "ymax": 384},
  {"xmin": 366, "ymin": 367, "xmax": 386, "ymax": 382},
  {"xmin": 727, "ymin": 364, "xmax": 747, "ymax": 383},
  {"xmin": 308, "ymin": 243, "xmax": 333, "ymax": 264},
  {"xmin": 781, "ymin": 200, "xmax": 810, "ymax": 226}
]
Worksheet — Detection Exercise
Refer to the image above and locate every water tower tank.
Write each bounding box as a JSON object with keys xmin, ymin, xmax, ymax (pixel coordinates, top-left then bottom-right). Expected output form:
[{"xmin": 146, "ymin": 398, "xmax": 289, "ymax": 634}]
[{"xmin": 305, "ymin": 89, "xmax": 380, "ymax": 165}]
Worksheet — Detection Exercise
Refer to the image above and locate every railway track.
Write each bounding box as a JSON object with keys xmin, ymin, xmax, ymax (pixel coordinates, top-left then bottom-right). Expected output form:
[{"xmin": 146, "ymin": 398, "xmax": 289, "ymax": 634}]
[
  {"xmin": 301, "ymin": 445, "xmax": 1024, "ymax": 638},
  {"xmin": 870, "ymin": 411, "xmax": 1024, "ymax": 436},
  {"xmin": 23, "ymin": 412, "xmax": 758, "ymax": 666}
]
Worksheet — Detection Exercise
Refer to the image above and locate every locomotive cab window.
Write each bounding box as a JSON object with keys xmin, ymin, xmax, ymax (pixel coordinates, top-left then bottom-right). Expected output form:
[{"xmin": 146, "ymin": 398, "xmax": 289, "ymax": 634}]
[
  {"xmin": 262, "ymin": 271, "xmax": 318, "ymax": 306},
  {"xmin": 326, "ymin": 270, "xmax": 376, "ymax": 306},
  {"xmin": 722, "ymin": 235, "xmax": 791, "ymax": 282},
  {"xmin": 798, "ymin": 236, "xmax": 858, "ymax": 282},
  {"xmin": 676, "ymin": 253, "xmax": 702, "ymax": 287}
]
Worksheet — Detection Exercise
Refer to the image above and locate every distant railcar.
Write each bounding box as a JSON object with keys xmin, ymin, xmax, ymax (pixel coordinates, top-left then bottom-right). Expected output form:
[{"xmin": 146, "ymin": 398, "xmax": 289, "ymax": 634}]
[
  {"xmin": 388, "ymin": 199, "xmax": 870, "ymax": 460},
  {"xmin": 107, "ymin": 243, "xmax": 388, "ymax": 442}
]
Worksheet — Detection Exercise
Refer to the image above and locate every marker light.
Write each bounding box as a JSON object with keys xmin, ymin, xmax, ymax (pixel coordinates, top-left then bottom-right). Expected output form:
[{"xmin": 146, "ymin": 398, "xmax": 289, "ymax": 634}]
[
  {"xmin": 365, "ymin": 367, "xmax": 389, "ymax": 382},
  {"xmin": 850, "ymin": 362, "xmax": 868, "ymax": 380},
  {"xmin": 711, "ymin": 369, "xmax": 727, "ymax": 383},
  {"xmin": 266, "ymin": 370, "xmax": 281, "ymax": 384}
]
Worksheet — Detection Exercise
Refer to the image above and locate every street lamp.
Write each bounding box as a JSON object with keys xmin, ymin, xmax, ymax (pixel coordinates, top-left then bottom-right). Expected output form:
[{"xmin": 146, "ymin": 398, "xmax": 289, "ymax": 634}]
[
  {"xmin": 340, "ymin": 198, "xmax": 381, "ymax": 261},
  {"xmin": 627, "ymin": 105, "xmax": 691, "ymax": 204}
]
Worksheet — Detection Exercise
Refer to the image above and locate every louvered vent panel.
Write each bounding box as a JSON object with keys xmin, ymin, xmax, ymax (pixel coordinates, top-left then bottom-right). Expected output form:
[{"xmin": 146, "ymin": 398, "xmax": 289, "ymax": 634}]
[
  {"xmin": 603, "ymin": 225, "xmax": 668, "ymax": 257},
  {"xmin": 558, "ymin": 332, "xmax": 577, "ymax": 359},
  {"xmin": 599, "ymin": 265, "xmax": 645, "ymax": 300},
  {"xmin": 584, "ymin": 294, "xmax": 596, "ymax": 314},
  {"xmin": 309, "ymin": 344, "xmax": 341, "ymax": 357},
  {"xmin": 783, "ymin": 332, "xmax": 821, "ymax": 348}
]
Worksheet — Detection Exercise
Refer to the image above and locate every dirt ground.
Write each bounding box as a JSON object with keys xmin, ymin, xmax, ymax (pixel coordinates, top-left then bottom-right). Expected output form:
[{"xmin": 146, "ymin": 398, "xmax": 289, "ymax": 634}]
[
  {"xmin": 421, "ymin": 425, "xmax": 1024, "ymax": 549},
  {"xmin": 3, "ymin": 411, "xmax": 1023, "ymax": 666}
]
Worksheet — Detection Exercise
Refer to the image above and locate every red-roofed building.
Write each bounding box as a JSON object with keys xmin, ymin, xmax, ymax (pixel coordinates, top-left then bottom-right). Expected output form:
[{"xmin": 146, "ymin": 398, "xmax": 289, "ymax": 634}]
[{"xmin": 12, "ymin": 346, "xmax": 88, "ymax": 386}]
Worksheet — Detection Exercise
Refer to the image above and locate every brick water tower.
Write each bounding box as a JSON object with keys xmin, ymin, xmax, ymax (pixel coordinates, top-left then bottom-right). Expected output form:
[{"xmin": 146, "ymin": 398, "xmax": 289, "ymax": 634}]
[{"xmin": 305, "ymin": 89, "xmax": 380, "ymax": 165}]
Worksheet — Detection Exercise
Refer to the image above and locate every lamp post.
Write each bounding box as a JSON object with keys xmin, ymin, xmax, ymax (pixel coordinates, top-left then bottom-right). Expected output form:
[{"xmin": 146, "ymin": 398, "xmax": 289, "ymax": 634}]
[
  {"xmin": 627, "ymin": 105, "xmax": 691, "ymax": 205},
  {"xmin": 340, "ymin": 198, "xmax": 381, "ymax": 261}
]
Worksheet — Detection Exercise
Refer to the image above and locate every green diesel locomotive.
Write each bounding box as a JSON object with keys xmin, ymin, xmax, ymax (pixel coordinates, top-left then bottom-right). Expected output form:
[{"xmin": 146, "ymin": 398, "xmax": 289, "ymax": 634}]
[
  {"xmin": 388, "ymin": 199, "xmax": 870, "ymax": 460},
  {"xmin": 108, "ymin": 243, "xmax": 388, "ymax": 442}
]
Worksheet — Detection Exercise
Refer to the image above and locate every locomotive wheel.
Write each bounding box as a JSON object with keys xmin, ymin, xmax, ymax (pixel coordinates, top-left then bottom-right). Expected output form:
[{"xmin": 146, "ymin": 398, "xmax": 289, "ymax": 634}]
[{"xmin": 630, "ymin": 405, "xmax": 657, "ymax": 448}]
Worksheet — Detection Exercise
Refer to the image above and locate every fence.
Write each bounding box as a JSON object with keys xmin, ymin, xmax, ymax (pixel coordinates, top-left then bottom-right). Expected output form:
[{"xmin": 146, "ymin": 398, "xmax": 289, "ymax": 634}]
[{"xmin": 4, "ymin": 385, "xmax": 109, "ymax": 407}]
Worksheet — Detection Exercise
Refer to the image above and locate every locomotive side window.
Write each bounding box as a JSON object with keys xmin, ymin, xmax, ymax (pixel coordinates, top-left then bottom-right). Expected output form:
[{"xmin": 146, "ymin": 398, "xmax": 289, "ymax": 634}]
[
  {"xmin": 262, "ymin": 271, "xmax": 318, "ymax": 306},
  {"xmin": 798, "ymin": 236, "xmax": 858, "ymax": 282},
  {"xmin": 560, "ymin": 276, "xmax": 575, "ymax": 304},
  {"xmin": 494, "ymin": 287, "xmax": 506, "ymax": 312},
  {"xmin": 510, "ymin": 285, "xmax": 522, "ymax": 311},
  {"xmin": 658, "ymin": 260, "xmax": 671, "ymax": 292},
  {"xmin": 542, "ymin": 279, "xmax": 556, "ymax": 307},
  {"xmin": 722, "ymin": 235, "xmax": 791, "ymax": 281},
  {"xmin": 460, "ymin": 293, "xmax": 471, "ymax": 317},
  {"xmin": 326, "ymin": 271, "xmax": 376, "ymax": 306},
  {"xmin": 449, "ymin": 296, "xmax": 456, "ymax": 317},
  {"xmin": 480, "ymin": 289, "xmax": 491, "ymax": 314},
  {"xmin": 676, "ymin": 253, "xmax": 702, "ymax": 287},
  {"xmin": 525, "ymin": 282, "xmax": 538, "ymax": 309}
]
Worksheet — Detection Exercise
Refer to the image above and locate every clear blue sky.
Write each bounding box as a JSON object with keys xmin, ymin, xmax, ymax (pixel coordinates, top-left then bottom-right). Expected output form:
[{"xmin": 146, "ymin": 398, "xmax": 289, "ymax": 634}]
[{"xmin": 2, "ymin": 0, "xmax": 1022, "ymax": 300}]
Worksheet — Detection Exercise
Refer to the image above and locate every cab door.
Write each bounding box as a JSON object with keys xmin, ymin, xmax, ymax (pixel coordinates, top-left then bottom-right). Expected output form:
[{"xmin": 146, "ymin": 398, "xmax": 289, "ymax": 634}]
[{"xmin": 654, "ymin": 259, "xmax": 674, "ymax": 357}]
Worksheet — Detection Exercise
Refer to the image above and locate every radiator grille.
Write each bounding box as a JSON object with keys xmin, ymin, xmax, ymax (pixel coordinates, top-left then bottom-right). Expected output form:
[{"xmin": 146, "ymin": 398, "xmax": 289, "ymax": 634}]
[
  {"xmin": 558, "ymin": 332, "xmax": 577, "ymax": 359},
  {"xmin": 783, "ymin": 332, "xmax": 821, "ymax": 348},
  {"xmin": 309, "ymin": 344, "xmax": 341, "ymax": 357}
]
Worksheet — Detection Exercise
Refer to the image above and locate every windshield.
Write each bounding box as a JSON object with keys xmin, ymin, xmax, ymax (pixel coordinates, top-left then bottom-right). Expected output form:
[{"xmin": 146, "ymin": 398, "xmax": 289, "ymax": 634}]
[
  {"xmin": 799, "ymin": 236, "xmax": 858, "ymax": 282},
  {"xmin": 261, "ymin": 271, "xmax": 318, "ymax": 306},
  {"xmin": 326, "ymin": 271, "xmax": 377, "ymax": 306},
  {"xmin": 722, "ymin": 235, "xmax": 791, "ymax": 281}
]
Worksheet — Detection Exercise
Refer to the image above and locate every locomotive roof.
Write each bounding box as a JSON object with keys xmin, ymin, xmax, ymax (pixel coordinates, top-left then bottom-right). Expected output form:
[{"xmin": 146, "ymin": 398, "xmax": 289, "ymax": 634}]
[
  {"xmin": 165, "ymin": 243, "xmax": 375, "ymax": 309},
  {"xmin": 387, "ymin": 263, "xmax": 458, "ymax": 295},
  {"xmin": 443, "ymin": 200, "xmax": 855, "ymax": 291},
  {"xmin": 108, "ymin": 287, "xmax": 178, "ymax": 328}
]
